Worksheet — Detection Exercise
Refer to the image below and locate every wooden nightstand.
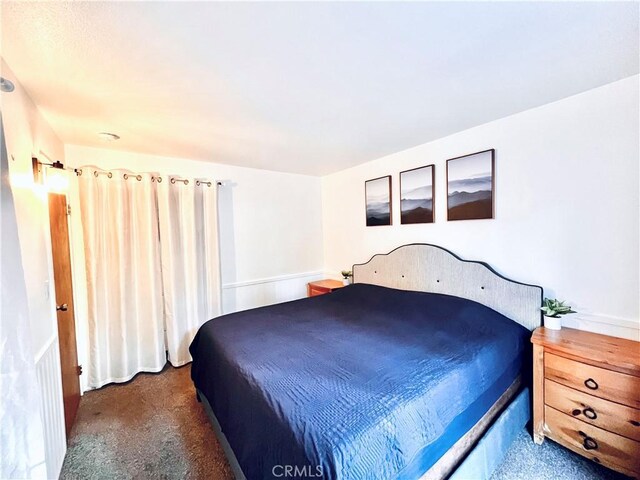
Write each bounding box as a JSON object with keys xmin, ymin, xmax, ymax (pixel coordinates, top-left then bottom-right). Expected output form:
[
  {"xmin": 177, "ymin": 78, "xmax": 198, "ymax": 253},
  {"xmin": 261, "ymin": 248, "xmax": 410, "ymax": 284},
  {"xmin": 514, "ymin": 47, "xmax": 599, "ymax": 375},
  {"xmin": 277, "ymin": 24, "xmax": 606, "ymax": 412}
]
[
  {"xmin": 307, "ymin": 279, "xmax": 345, "ymax": 297},
  {"xmin": 531, "ymin": 327, "xmax": 640, "ymax": 478}
]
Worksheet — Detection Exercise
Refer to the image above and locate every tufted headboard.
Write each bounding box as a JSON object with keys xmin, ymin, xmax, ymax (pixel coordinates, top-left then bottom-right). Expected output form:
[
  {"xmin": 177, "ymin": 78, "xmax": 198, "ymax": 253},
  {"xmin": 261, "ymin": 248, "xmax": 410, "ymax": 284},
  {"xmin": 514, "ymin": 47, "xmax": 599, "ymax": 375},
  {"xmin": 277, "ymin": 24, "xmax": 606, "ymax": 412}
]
[{"xmin": 352, "ymin": 244, "xmax": 542, "ymax": 331}]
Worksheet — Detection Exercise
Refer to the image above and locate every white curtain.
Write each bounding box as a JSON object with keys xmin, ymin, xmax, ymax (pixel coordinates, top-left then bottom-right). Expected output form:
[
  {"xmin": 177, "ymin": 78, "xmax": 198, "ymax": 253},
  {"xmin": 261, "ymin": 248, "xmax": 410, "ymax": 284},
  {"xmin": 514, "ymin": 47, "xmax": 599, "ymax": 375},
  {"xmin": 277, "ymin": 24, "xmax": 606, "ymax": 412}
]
[
  {"xmin": 78, "ymin": 169, "xmax": 166, "ymax": 388},
  {"xmin": 78, "ymin": 169, "xmax": 221, "ymax": 387},
  {"xmin": 158, "ymin": 178, "xmax": 221, "ymax": 366}
]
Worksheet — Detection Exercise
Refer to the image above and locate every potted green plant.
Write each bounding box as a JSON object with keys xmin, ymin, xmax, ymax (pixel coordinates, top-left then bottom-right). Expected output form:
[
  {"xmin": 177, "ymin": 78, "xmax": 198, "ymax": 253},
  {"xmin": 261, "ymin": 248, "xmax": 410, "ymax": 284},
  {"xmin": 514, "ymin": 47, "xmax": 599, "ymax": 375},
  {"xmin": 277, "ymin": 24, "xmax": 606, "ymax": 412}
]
[
  {"xmin": 341, "ymin": 270, "xmax": 353, "ymax": 286},
  {"xmin": 541, "ymin": 298, "xmax": 575, "ymax": 330}
]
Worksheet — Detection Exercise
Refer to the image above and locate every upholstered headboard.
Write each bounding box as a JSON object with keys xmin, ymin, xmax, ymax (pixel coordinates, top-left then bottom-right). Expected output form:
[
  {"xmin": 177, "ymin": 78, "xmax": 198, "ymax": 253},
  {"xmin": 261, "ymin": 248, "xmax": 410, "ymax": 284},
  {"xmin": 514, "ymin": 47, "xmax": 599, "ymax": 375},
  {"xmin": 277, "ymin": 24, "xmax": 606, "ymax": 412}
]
[{"xmin": 352, "ymin": 244, "xmax": 542, "ymax": 331}]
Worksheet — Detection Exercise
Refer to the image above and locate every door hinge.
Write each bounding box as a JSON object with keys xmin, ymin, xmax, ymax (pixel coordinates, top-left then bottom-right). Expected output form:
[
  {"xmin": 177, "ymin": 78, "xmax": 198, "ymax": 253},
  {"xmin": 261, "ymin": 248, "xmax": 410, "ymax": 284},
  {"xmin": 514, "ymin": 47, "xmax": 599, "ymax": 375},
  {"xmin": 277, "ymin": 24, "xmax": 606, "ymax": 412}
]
[
  {"xmin": 77, "ymin": 365, "xmax": 83, "ymax": 376},
  {"xmin": 66, "ymin": 204, "xmax": 71, "ymax": 215}
]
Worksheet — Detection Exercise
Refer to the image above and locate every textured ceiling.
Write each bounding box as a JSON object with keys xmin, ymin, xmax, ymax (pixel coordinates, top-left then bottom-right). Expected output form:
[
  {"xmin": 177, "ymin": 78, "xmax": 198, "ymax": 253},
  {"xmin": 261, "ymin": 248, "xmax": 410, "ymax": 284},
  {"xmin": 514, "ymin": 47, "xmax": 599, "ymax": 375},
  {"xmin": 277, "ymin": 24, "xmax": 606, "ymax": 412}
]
[{"xmin": 1, "ymin": 2, "xmax": 638, "ymax": 175}]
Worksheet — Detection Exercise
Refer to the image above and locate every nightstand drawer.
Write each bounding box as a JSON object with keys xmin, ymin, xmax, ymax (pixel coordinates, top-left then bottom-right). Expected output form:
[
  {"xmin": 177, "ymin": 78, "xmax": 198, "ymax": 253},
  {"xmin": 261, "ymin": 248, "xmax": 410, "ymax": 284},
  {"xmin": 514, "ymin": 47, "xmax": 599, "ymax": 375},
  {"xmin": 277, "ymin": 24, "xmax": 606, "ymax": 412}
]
[
  {"xmin": 545, "ymin": 406, "xmax": 640, "ymax": 476},
  {"xmin": 545, "ymin": 379, "xmax": 640, "ymax": 441},
  {"xmin": 307, "ymin": 280, "xmax": 344, "ymax": 298},
  {"xmin": 308, "ymin": 286, "xmax": 326, "ymax": 297},
  {"xmin": 545, "ymin": 353, "xmax": 640, "ymax": 409}
]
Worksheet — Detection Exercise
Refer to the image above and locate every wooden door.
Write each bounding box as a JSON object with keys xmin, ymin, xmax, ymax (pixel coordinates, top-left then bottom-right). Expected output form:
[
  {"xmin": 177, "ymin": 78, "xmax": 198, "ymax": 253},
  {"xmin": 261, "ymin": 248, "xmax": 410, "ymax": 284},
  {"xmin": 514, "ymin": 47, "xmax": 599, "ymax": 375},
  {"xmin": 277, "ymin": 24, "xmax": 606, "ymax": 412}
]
[{"xmin": 48, "ymin": 193, "xmax": 81, "ymax": 438}]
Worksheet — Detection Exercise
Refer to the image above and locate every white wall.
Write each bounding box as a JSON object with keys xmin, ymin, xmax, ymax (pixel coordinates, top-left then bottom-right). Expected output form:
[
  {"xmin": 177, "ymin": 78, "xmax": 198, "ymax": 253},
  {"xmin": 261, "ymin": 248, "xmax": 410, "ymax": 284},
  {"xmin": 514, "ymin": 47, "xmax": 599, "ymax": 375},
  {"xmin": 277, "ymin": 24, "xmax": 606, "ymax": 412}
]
[
  {"xmin": 322, "ymin": 75, "xmax": 640, "ymax": 340},
  {"xmin": 64, "ymin": 144, "xmax": 324, "ymax": 391},
  {"xmin": 2, "ymin": 59, "xmax": 64, "ymax": 356},
  {"xmin": 2, "ymin": 59, "xmax": 67, "ymax": 478}
]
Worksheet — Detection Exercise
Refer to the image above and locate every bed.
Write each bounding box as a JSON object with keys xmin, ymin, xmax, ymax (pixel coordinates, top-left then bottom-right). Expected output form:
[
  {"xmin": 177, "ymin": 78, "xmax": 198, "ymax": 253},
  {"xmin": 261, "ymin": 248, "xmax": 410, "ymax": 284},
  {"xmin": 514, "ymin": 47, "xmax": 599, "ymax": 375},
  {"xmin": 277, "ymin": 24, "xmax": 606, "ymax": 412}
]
[{"xmin": 190, "ymin": 244, "xmax": 542, "ymax": 479}]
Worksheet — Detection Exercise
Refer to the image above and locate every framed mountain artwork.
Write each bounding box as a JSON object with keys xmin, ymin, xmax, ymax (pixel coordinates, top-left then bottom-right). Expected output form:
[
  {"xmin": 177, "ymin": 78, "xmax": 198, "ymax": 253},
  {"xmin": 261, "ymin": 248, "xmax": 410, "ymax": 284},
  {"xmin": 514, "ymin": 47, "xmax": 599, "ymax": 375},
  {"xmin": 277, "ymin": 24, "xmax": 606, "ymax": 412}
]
[
  {"xmin": 447, "ymin": 149, "xmax": 495, "ymax": 221},
  {"xmin": 365, "ymin": 176, "xmax": 392, "ymax": 226},
  {"xmin": 400, "ymin": 165, "xmax": 434, "ymax": 224}
]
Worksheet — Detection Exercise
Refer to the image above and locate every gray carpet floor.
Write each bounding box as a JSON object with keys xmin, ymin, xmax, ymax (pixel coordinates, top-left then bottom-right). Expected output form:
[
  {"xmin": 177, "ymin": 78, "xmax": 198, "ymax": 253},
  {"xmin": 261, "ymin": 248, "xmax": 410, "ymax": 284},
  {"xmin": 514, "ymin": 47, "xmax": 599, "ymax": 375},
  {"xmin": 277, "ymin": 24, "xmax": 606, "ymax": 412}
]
[
  {"xmin": 61, "ymin": 366, "xmax": 631, "ymax": 480},
  {"xmin": 490, "ymin": 430, "xmax": 629, "ymax": 480}
]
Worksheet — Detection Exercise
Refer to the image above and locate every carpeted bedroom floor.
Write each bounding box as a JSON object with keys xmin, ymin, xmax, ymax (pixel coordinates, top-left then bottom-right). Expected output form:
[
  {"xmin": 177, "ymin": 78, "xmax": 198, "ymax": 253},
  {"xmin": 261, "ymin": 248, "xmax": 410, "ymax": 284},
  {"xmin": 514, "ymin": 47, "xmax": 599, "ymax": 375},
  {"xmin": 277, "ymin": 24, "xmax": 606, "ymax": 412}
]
[{"xmin": 60, "ymin": 366, "xmax": 630, "ymax": 480}]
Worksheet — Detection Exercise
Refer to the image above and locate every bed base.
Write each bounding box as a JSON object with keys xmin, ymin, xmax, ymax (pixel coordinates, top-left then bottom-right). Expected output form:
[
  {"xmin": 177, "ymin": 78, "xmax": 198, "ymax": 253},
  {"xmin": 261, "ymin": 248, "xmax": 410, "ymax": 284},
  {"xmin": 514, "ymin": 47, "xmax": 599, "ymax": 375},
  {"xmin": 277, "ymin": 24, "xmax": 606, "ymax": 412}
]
[
  {"xmin": 197, "ymin": 386, "xmax": 530, "ymax": 480},
  {"xmin": 450, "ymin": 387, "xmax": 530, "ymax": 480},
  {"xmin": 420, "ymin": 377, "xmax": 522, "ymax": 479},
  {"xmin": 198, "ymin": 390, "xmax": 248, "ymax": 480}
]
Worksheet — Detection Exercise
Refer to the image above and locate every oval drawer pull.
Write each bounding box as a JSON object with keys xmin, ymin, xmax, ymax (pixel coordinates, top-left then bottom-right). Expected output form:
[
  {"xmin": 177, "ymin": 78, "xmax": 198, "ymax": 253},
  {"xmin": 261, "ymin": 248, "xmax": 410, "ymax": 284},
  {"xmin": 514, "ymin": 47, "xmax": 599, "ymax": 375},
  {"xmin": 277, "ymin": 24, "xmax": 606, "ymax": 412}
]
[
  {"xmin": 584, "ymin": 378, "xmax": 598, "ymax": 390},
  {"xmin": 583, "ymin": 407, "xmax": 597, "ymax": 420},
  {"xmin": 583, "ymin": 436, "xmax": 598, "ymax": 450}
]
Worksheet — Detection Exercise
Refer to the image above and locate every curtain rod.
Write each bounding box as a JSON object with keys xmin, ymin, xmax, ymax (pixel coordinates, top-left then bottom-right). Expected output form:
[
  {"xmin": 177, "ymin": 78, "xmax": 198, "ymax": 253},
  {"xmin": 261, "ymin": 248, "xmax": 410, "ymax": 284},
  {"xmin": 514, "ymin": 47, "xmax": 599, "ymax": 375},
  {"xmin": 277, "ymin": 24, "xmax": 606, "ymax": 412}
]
[{"xmin": 76, "ymin": 166, "xmax": 225, "ymax": 186}]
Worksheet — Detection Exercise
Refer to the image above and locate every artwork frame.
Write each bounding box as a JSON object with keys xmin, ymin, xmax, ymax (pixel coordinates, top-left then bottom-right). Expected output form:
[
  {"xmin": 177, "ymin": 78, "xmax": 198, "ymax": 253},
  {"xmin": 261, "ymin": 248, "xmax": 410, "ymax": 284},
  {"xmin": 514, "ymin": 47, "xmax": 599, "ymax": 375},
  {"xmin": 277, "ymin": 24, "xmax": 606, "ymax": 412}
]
[
  {"xmin": 365, "ymin": 175, "xmax": 392, "ymax": 226},
  {"xmin": 400, "ymin": 164, "xmax": 435, "ymax": 224},
  {"xmin": 446, "ymin": 149, "xmax": 495, "ymax": 221}
]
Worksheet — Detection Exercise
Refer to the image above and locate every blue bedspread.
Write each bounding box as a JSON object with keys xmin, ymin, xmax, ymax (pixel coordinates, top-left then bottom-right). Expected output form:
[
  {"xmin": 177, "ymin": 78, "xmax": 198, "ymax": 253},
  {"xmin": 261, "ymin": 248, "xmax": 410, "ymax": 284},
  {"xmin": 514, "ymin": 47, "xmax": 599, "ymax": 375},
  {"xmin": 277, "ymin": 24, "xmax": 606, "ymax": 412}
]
[{"xmin": 190, "ymin": 283, "xmax": 530, "ymax": 480}]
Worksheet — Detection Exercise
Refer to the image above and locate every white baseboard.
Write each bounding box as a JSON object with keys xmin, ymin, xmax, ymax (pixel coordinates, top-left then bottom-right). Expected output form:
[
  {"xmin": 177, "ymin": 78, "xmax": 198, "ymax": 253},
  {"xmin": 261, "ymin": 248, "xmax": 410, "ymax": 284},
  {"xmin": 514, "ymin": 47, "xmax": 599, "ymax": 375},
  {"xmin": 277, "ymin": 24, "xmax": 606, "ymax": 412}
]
[
  {"xmin": 559, "ymin": 313, "xmax": 639, "ymax": 341},
  {"xmin": 33, "ymin": 334, "xmax": 57, "ymax": 364},
  {"xmin": 221, "ymin": 270, "xmax": 324, "ymax": 290},
  {"xmin": 221, "ymin": 271, "xmax": 324, "ymax": 314},
  {"xmin": 35, "ymin": 337, "xmax": 66, "ymax": 480}
]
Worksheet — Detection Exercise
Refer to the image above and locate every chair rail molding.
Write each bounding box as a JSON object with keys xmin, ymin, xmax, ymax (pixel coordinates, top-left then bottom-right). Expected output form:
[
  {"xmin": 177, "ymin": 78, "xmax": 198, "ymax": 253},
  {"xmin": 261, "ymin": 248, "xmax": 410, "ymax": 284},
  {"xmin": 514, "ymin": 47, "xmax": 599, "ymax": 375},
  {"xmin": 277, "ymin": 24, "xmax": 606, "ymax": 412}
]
[{"xmin": 221, "ymin": 271, "xmax": 324, "ymax": 314}]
